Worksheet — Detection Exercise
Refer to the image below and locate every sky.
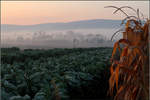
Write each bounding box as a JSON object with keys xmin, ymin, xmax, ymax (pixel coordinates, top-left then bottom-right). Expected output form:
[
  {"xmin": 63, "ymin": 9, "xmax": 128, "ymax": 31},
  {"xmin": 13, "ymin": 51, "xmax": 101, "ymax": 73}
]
[{"xmin": 1, "ymin": 1, "xmax": 149, "ymax": 25}]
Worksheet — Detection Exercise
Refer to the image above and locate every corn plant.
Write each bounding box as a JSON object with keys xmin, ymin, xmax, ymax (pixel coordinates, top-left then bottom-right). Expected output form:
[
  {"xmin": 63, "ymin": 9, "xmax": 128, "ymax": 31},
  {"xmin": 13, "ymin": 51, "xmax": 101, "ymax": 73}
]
[{"xmin": 105, "ymin": 6, "xmax": 149, "ymax": 100}]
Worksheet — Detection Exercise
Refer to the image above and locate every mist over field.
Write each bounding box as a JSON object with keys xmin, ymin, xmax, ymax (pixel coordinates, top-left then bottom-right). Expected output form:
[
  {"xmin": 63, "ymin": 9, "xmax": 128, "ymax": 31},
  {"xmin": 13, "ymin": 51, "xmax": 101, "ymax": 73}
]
[{"xmin": 1, "ymin": 19, "xmax": 122, "ymax": 49}]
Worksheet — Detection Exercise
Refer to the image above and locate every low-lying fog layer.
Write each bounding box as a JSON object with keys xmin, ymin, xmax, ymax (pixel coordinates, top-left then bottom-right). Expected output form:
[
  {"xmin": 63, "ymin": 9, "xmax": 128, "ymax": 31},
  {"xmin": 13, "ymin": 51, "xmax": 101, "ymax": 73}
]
[
  {"xmin": 2, "ymin": 29, "xmax": 122, "ymax": 49},
  {"xmin": 1, "ymin": 19, "xmax": 123, "ymax": 49}
]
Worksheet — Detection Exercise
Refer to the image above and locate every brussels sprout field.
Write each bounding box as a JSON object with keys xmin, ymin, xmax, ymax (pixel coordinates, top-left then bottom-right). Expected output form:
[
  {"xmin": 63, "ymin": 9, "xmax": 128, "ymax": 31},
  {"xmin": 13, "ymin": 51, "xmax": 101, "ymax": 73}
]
[{"xmin": 1, "ymin": 47, "xmax": 112, "ymax": 100}]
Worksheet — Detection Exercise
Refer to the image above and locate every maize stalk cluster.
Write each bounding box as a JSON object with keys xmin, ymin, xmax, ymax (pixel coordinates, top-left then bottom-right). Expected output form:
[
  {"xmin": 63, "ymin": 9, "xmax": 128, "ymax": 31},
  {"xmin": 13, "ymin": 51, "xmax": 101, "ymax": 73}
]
[{"xmin": 106, "ymin": 6, "xmax": 149, "ymax": 100}]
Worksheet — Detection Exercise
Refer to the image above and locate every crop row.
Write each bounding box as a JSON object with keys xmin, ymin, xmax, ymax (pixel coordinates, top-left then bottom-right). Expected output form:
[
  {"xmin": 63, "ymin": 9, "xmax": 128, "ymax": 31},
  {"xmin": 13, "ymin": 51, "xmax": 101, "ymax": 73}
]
[{"xmin": 1, "ymin": 47, "xmax": 112, "ymax": 100}]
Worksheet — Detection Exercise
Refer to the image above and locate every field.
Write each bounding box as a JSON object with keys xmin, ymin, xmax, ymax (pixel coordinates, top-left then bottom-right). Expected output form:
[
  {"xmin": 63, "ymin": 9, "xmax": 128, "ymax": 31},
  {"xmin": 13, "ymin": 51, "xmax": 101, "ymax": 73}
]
[{"xmin": 1, "ymin": 47, "xmax": 113, "ymax": 100}]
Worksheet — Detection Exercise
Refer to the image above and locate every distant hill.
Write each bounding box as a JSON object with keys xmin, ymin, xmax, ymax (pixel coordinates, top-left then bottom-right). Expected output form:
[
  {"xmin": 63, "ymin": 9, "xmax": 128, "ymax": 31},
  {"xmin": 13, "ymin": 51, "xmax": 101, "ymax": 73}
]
[{"xmin": 1, "ymin": 19, "xmax": 122, "ymax": 32}]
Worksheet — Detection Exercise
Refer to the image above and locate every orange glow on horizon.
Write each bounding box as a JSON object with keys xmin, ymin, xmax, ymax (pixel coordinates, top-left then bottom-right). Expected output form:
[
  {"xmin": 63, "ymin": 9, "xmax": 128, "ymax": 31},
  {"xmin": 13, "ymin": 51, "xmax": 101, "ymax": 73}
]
[{"xmin": 1, "ymin": 1, "xmax": 149, "ymax": 25}]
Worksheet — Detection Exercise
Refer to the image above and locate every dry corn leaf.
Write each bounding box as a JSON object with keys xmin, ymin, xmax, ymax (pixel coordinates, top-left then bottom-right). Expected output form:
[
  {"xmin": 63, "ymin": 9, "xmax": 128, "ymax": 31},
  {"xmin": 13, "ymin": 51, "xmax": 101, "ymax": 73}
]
[
  {"xmin": 108, "ymin": 6, "xmax": 149, "ymax": 100},
  {"xmin": 115, "ymin": 66, "xmax": 120, "ymax": 91}
]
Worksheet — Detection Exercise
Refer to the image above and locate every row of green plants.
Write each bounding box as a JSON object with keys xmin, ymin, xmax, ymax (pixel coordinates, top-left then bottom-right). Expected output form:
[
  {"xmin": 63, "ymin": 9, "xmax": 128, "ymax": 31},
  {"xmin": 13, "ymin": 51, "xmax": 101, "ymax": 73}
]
[{"xmin": 1, "ymin": 47, "xmax": 113, "ymax": 100}]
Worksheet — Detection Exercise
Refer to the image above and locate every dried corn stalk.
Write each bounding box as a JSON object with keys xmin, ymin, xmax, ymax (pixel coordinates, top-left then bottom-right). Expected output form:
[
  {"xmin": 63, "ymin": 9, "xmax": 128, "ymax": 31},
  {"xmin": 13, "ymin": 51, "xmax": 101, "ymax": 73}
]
[{"xmin": 106, "ymin": 6, "xmax": 149, "ymax": 100}]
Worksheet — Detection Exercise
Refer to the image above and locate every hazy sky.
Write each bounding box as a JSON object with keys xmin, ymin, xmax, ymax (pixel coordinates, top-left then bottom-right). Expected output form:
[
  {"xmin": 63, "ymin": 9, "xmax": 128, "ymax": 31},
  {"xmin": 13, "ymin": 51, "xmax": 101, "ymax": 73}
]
[{"xmin": 1, "ymin": 1, "xmax": 149, "ymax": 25}]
